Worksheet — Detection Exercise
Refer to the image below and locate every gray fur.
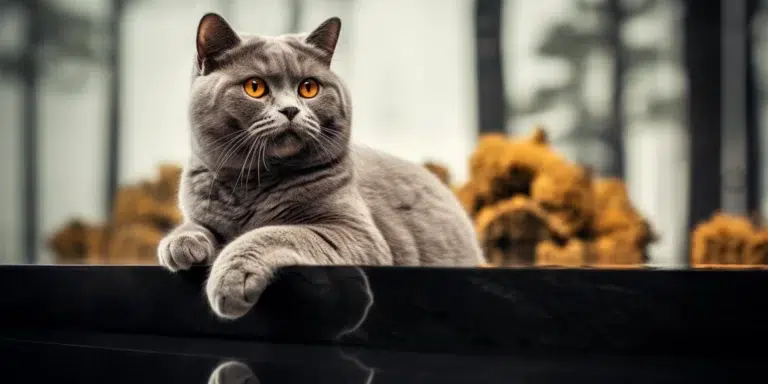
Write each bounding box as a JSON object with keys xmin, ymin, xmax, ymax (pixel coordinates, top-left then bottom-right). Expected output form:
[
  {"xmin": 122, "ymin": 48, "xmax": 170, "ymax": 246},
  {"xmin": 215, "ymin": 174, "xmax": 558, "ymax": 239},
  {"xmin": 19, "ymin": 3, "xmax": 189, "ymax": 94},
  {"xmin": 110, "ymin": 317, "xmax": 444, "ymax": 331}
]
[{"xmin": 158, "ymin": 14, "xmax": 484, "ymax": 319}]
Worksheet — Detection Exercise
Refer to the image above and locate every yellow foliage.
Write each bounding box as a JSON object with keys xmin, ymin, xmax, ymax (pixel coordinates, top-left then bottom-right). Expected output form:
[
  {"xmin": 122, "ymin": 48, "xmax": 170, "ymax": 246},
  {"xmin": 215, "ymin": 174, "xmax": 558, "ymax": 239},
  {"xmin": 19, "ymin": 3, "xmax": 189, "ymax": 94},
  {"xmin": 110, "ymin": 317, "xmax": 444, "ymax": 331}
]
[
  {"xmin": 690, "ymin": 213, "xmax": 761, "ymax": 267},
  {"xmin": 475, "ymin": 196, "xmax": 556, "ymax": 267},
  {"xmin": 454, "ymin": 126, "xmax": 656, "ymax": 268},
  {"xmin": 49, "ymin": 164, "xmax": 183, "ymax": 265}
]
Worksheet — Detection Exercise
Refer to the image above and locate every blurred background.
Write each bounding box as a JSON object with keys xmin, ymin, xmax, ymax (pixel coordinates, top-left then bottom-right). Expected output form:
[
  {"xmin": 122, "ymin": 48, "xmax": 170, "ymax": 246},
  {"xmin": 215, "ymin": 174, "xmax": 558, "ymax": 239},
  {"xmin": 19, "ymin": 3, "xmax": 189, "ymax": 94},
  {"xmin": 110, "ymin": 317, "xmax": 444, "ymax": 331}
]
[{"xmin": 0, "ymin": 0, "xmax": 764, "ymax": 268}]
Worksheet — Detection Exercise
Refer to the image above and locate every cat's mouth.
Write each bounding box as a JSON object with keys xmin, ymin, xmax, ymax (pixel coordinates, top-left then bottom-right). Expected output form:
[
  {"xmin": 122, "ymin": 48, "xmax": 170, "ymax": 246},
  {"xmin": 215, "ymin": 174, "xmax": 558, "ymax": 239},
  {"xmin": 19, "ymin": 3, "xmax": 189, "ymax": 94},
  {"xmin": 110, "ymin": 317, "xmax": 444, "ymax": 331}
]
[{"xmin": 267, "ymin": 129, "xmax": 304, "ymax": 158}]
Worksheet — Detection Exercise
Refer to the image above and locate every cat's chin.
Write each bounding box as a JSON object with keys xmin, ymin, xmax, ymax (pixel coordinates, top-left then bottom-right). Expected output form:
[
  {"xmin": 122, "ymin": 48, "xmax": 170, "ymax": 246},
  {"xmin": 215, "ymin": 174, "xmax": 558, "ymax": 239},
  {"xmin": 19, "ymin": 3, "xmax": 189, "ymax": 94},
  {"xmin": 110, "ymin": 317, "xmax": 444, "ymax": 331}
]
[{"xmin": 267, "ymin": 131, "xmax": 304, "ymax": 158}]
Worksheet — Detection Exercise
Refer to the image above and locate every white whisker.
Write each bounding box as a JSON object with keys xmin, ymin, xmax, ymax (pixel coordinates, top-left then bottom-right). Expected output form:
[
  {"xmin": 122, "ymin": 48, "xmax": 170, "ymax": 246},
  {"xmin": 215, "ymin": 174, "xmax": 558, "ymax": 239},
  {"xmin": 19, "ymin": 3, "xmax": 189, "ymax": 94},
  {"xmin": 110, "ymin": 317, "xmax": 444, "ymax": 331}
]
[
  {"xmin": 255, "ymin": 140, "xmax": 265, "ymax": 188},
  {"xmin": 208, "ymin": 134, "xmax": 251, "ymax": 205},
  {"xmin": 206, "ymin": 129, "xmax": 246, "ymax": 149},
  {"xmin": 248, "ymin": 119, "xmax": 281, "ymax": 136},
  {"xmin": 246, "ymin": 117, "xmax": 274, "ymax": 131},
  {"xmin": 208, "ymin": 130, "xmax": 248, "ymax": 154},
  {"xmin": 206, "ymin": 134, "xmax": 248, "ymax": 206},
  {"xmin": 308, "ymin": 133, "xmax": 336, "ymax": 163},
  {"xmin": 299, "ymin": 118, "xmax": 322, "ymax": 136},
  {"xmin": 243, "ymin": 138, "xmax": 263, "ymax": 196},
  {"xmin": 233, "ymin": 138, "xmax": 259, "ymax": 198}
]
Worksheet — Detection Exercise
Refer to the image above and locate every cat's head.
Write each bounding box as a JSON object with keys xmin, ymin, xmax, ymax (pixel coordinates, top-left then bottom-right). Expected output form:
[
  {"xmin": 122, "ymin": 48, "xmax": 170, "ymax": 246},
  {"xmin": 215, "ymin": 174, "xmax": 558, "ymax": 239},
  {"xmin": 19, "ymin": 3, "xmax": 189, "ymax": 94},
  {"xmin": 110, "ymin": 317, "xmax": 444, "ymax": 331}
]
[{"xmin": 188, "ymin": 13, "xmax": 350, "ymax": 173}]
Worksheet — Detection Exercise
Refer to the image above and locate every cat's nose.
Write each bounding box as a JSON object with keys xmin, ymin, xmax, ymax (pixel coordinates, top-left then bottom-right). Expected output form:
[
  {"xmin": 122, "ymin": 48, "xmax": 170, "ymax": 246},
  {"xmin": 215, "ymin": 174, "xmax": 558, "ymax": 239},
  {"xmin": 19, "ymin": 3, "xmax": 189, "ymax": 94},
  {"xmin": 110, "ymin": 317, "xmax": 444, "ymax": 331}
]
[{"xmin": 278, "ymin": 106, "xmax": 300, "ymax": 121}]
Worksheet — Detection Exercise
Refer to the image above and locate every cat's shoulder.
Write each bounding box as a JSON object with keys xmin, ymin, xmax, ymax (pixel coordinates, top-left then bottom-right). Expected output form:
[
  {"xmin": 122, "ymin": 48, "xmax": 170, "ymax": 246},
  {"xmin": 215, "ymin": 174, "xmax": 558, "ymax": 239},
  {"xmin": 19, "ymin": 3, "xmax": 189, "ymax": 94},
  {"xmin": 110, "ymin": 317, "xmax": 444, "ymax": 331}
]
[
  {"xmin": 350, "ymin": 144, "xmax": 418, "ymax": 173},
  {"xmin": 349, "ymin": 145, "xmax": 444, "ymax": 188}
]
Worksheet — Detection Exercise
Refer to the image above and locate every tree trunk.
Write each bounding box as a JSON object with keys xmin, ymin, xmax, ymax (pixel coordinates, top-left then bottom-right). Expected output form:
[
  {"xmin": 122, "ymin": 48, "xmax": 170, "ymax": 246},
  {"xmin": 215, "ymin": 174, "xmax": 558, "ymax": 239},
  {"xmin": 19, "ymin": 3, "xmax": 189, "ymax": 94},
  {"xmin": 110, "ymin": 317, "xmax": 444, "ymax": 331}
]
[
  {"xmin": 474, "ymin": 0, "xmax": 507, "ymax": 134},
  {"xmin": 606, "ymin": 0, "xmax": 625, "ymax": 179},
  {"xmin": 745, "ymin": 0, "xmax": 761, "ymax": 220},
  {"xmin": 684, "ymin": 0, "xmax": 723, "ymax": 264},
  {"xmin": 22, "ymin": 0, "xmax": 42, "ymax": 263}
]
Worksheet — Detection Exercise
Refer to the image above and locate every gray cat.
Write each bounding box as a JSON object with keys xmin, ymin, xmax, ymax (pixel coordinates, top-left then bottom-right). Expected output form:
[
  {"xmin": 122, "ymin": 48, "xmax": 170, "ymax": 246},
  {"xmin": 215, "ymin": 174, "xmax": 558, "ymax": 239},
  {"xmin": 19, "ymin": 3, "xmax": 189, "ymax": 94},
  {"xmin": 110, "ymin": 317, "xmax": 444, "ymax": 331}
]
[{"xmin": 158, "ymin": 13, "xmax": 484, "ymax": 320}]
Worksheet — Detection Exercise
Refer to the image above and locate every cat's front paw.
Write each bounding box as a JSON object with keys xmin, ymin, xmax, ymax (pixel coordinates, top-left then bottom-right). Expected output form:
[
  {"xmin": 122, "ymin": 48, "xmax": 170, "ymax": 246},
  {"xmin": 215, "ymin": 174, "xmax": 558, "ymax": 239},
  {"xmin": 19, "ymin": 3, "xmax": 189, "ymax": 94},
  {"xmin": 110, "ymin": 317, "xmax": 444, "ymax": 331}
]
[
  {"xmin": 206, "ymin": 248, "xmax": 299, "ymax": 319},
  {"xmin": 157, "ymin": 231, "xmax": 216, "ymax": 272}
]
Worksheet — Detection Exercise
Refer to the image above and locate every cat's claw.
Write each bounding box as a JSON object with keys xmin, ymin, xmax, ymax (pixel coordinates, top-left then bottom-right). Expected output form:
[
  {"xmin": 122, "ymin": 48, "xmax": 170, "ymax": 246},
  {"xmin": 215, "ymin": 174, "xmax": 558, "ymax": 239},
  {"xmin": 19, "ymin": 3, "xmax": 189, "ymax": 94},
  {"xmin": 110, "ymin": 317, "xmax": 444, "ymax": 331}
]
[{"xmin": 158, "ymin": 231, "xmax": 215, "ymax": 272}]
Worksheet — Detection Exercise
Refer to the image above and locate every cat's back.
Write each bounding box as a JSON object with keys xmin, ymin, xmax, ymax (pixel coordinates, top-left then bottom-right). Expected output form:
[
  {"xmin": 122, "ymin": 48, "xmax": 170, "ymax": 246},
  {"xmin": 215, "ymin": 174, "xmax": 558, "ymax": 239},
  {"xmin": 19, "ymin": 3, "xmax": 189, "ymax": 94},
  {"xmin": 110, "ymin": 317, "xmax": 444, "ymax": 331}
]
[{"xmin": 350, "ymin": 145, "xmax": 483, "ymax": 266}]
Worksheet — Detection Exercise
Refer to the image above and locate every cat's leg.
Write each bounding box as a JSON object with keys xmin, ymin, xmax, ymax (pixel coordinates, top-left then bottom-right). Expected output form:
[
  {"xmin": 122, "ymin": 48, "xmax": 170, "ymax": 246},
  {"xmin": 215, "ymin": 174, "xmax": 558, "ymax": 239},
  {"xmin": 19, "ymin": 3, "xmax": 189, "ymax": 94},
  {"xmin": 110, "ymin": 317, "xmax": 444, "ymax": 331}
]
[
  {"xmin": 158, "ymin": 221, "xmax": 219, "ymax": 272},
  {"xmin": 206, "ymin": 224, "xmax": 388, "ymax": 319}
]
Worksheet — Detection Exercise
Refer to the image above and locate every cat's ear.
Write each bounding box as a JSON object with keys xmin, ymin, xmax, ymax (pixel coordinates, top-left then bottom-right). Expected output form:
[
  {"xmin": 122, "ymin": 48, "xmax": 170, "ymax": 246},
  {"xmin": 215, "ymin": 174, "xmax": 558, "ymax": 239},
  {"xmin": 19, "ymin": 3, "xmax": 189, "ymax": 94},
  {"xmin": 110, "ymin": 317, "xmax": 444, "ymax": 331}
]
[
  {"xmin": 305, "ymin": 17, "xmax": 341, "ymax": 65},
  {"xmin": 196, "ymin": 13, "xmax": 240, "ymax": 74}
]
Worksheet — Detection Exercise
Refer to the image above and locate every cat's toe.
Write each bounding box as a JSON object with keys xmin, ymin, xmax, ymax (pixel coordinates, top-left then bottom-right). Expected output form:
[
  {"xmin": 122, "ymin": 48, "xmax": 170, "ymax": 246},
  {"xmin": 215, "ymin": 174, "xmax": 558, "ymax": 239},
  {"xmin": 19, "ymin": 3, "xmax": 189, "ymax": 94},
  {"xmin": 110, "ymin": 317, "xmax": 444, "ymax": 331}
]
[
  {"xmin": 206, "ymin": 259, "xmax": 269, "ymax": 320},
  {"xmin": 158, "ymin": 232, "xmax": 214, "ymax": 272}
]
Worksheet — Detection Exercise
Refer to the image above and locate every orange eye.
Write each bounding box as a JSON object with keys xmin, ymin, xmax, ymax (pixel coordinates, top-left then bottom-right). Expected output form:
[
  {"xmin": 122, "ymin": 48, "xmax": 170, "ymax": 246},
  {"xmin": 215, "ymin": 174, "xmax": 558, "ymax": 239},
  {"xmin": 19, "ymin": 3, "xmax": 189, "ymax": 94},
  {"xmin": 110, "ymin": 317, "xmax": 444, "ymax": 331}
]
[
  {"xmin": 298, "ymin": 78, "xmax": 319, "ymax": 98},
  {"xmin": 243, "ymin": 77, "xmax": 267, "ymax": 98}
]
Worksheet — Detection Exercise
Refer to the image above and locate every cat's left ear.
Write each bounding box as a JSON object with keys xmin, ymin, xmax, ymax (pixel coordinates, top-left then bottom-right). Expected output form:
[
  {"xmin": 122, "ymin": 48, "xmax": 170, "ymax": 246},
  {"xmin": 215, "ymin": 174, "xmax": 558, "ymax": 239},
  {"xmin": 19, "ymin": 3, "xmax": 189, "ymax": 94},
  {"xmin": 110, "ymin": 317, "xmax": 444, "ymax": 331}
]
[
  {"xmin": 305, "ymin": 17, "xmax": 341, "ymax": 66},
  {"xmin": 196, "ymin": 13, "xmax": 241, "ymax": 74}
]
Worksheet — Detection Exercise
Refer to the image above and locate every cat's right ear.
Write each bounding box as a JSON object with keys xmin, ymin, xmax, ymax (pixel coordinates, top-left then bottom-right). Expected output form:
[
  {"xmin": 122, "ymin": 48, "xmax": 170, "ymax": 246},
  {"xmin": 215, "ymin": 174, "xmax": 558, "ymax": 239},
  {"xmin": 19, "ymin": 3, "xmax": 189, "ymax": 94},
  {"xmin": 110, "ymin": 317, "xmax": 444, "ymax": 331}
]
[
  {"xmin": 196, "ymin": 13, "xmax": 240, "ymax": 75},
  {"xmin": 305, "ymin": 17, "xmax": 341, "ymax": 66}
]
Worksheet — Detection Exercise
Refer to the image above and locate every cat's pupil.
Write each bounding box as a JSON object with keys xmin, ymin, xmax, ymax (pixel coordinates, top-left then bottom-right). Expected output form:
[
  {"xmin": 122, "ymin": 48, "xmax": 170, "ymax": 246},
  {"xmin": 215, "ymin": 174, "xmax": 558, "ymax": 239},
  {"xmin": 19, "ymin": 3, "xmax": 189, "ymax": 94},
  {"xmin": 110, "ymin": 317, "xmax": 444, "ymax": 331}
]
[{"xmin": 303, "ymin": 82, "xmax": 310, "ymax": 91}]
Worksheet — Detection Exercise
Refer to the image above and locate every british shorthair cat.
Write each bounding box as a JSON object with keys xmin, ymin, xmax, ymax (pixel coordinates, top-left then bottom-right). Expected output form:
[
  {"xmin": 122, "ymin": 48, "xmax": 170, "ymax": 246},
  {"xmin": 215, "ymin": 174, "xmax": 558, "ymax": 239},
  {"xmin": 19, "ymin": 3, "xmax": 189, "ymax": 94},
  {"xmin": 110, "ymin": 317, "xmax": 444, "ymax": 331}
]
[{"xmin": 158, "ymin": 13, "xmax": 483, "ymax": 319}]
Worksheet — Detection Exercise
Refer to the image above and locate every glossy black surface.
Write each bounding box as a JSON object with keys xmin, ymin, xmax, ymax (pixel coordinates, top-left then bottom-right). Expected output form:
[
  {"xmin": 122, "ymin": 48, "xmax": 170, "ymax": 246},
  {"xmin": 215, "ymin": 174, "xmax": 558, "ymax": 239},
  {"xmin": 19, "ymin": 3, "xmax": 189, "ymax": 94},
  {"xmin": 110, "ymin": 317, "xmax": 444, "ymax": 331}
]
[
  {"xmin": 2, "ymin": 265, "xmax": 768, "ymax": 355},
  {"xmin": 0, "ymin": 331, "xmax": 759, "ymax": 383}
]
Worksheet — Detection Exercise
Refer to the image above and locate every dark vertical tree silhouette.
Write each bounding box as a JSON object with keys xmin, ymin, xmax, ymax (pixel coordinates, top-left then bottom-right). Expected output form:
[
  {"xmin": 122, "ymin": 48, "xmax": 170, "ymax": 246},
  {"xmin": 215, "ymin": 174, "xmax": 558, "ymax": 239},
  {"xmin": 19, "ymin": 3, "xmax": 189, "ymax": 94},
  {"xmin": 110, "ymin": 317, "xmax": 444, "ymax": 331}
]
[
  {"xmin": 107, "ymin": 0, "xmax": 125, "ymax": 215},
  {"xmin": 474, "ymin": 0, "xmax": 507, "ymax": 134},
  {"xmin": 21, "ymin": 0, "xmax": 42, "ymax": 263},
  {"xmin": 508, "ymin": 1, "xmax": 657, "ymax": 175},
  {"xmin": 745, "ymin": 0, "xmax": 761, "ymax": 218},
  {"xmin": 616, "ymin": 0, "xmax": 684, "ymax": 125},
  {"xmin": 509, "ymin": 0, "xmax": 685, "ymax": 179},
  {"xmin": 684, "ymin": 0, "xmax": 722, "ymax": 263},
  {"xmin": 606, "ymin": 0, "xmax": 625, "ymax": 179}
]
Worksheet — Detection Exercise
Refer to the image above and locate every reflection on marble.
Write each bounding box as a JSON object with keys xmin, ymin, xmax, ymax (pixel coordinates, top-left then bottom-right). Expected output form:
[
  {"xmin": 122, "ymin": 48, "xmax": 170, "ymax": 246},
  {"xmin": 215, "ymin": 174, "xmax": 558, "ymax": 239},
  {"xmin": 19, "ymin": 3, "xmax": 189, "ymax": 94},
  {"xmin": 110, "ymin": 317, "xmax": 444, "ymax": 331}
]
[
  {"xmin": 208, "ymin": 361, "xmax": 260, "ymax": 384},
  {"xmin": 1, "ymin": 334, "xmax": 757, "ymax": 384},
  {"xmin": 207, "ymin": 358, "xmax": 374, "ymax": 384},
  {"xmin": 253, "ymin": 265, "xmax": 375, "ymax": 342}
]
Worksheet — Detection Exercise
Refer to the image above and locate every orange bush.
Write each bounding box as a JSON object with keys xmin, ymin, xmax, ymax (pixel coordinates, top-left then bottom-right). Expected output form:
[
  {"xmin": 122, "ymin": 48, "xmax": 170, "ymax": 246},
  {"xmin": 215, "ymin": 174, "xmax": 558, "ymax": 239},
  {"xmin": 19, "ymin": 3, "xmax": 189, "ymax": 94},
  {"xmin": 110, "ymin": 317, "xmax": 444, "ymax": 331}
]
[
  {"xmin": 745, "ymin": 230, "xmax": 768, "ymax": 265},
  {"xmin": 451, "ymin": 126, "xmax": 656, "ymax": 268},
  {"xmin": 535, "ymin": 239, "xmax": 588, "ymax": 267},
  {"xmin": 531, "ymin": 163, "xmax": 595, "ymax": 238},
  {"xmin": 49, "ymin": 164, "xmax": 183, "ymax": 265},
  {"xmin": 690, "ymin": 213, "xmax": 768, "ymax": 267},
  {"xmin": 423, "ymin": 161, "xmax": 451, "ymax": 186},
  {"xmin": 475, "ymin": 196, "xmax": 558, "ymax": 267}
]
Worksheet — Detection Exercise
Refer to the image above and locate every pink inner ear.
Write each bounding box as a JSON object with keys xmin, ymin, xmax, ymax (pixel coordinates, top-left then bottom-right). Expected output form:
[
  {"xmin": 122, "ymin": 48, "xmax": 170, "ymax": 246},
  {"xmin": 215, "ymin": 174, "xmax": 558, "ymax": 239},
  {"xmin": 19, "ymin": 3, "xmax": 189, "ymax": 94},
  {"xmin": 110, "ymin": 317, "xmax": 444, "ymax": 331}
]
[
  {"xmin": 198, "ymin": 24, "xmax": 210, "ymax": 44},
  {"xmin": 306, "ymin": 17, "xmax": 341, "ymax": 56},
  {"xmin": 197, "ymin": 17, "xmax": 219, "ymax": 52},
  {"xmin": 195, "ymin": 14, "xmax": 240, "ymax": 72}
]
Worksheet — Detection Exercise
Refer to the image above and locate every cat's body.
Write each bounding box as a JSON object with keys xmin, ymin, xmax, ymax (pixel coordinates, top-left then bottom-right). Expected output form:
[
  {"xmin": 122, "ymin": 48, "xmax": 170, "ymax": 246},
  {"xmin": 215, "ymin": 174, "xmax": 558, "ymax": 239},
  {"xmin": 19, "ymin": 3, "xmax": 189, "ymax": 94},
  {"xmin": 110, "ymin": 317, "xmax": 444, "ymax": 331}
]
[
  {"xmin": 181, "ymin": 145, "xmax": 481, "ymax": 267},
  {"xmin": 159, "ymin": 14, "xmax": 482, "ymax": 319}
]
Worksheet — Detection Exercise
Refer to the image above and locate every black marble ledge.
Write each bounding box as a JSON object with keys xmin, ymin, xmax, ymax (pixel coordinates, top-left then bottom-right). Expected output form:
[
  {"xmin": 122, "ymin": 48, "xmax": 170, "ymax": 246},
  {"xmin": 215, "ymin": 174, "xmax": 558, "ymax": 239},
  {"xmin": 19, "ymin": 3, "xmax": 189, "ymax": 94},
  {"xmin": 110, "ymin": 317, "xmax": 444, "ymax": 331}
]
[
  {"xmin": 1, "ymin": 334, "xmax": 756, "ymax": 383},
  {"xmin": 0, "ymin": 265, "xmax": 766, "ymax": 355}
]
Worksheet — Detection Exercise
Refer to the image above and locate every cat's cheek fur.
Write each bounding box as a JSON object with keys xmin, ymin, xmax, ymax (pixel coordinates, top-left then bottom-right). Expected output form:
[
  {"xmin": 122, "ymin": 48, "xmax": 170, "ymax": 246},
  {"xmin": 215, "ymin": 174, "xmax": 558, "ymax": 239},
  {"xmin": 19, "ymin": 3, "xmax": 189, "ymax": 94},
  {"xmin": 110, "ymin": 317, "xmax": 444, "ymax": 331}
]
[
  {"xmin": 224, "ymin": 89, "xmax": 264, "ymax": 118},
  {"xmin": 311, "ymin": 91, "xmax": 343, "ymax": 121}
]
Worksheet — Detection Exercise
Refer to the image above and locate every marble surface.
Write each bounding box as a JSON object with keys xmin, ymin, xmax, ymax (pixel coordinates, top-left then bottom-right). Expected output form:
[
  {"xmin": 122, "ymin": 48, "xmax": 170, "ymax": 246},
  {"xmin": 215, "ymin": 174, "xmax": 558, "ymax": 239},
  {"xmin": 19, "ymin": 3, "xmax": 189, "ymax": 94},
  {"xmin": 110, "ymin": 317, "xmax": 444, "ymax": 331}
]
[
  {"xmin": 0, "ymin": 331, "xmax": 757, "ymax": 383},
  {"xmin": 0, "ymin": 265, "xmax": 767, "ymax": 355}
]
